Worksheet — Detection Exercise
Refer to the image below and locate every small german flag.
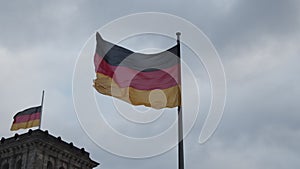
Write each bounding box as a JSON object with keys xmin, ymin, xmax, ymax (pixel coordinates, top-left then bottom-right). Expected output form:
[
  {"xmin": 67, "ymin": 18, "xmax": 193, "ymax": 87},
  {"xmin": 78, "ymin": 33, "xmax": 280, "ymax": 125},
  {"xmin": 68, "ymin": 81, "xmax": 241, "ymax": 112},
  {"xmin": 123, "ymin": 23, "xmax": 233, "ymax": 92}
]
[{"xmin": 10, "ymin": 106, "xmax": 41, "ymax": 131}]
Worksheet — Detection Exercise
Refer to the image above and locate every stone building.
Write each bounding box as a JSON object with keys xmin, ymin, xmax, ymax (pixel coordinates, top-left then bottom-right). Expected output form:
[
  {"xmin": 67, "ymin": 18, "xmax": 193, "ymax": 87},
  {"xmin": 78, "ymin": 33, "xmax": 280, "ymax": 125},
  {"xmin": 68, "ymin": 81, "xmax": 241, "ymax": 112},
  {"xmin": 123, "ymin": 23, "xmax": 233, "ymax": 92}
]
[{"xmin": 0, "ymin": 129, "xmax": 99, "ymax": 169}]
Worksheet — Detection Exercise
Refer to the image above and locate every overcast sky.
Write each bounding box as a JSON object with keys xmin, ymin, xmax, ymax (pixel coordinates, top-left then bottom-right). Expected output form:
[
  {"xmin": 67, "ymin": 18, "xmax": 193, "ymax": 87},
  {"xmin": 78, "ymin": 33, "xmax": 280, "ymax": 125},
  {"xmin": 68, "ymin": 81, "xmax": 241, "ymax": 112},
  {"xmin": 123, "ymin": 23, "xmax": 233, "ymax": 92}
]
[{"xmin": 1, "ymin": 0, "xmax": 300, "ymax": 169}]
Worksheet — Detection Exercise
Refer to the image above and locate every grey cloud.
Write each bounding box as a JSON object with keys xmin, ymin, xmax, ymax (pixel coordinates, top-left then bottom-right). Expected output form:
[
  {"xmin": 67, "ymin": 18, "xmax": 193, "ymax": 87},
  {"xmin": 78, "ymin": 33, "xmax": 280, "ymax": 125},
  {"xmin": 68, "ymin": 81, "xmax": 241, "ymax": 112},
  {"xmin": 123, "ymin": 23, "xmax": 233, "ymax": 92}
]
[{"xmin": 1, "ymin": 0, "xmax": 300, "ymax": 169}]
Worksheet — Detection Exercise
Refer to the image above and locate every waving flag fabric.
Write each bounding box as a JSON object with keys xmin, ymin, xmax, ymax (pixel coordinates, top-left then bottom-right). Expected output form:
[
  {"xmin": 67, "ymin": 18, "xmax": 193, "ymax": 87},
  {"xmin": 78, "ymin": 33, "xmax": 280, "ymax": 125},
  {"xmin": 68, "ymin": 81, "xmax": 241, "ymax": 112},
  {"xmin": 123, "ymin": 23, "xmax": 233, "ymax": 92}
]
[
  {"xmin": 10, "ymin": 106, "xmax": 41, "ymax": 131},
  {"xmin": 93, "ymin": 32, "xmax": 181, "ymax": 109}
]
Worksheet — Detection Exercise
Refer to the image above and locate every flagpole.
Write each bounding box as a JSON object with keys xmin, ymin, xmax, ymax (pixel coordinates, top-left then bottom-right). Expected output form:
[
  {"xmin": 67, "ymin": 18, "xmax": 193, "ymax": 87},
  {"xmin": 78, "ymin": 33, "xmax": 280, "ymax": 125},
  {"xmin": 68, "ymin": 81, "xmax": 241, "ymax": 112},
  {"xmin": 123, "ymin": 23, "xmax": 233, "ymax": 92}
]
[
  {"xmin": 39, "ymin": 90, "xmax": 45, "ymax": 130},
  {"xmin": 176, "ymin": 32, "xmax": 184, "ymax": 169}
]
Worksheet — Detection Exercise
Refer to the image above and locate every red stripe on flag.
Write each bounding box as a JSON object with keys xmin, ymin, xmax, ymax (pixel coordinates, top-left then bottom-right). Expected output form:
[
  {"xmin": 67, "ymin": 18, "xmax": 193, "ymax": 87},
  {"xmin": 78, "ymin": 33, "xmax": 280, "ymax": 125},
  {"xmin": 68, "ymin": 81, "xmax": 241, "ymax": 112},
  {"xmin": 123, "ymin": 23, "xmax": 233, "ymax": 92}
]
[
  {"xmin": 13, "ymin": 112, "xmax": 41, "ymax": 123},
  {"xmin": 95, "ymin": 54, "xmax": 179, "ymax": 90}
]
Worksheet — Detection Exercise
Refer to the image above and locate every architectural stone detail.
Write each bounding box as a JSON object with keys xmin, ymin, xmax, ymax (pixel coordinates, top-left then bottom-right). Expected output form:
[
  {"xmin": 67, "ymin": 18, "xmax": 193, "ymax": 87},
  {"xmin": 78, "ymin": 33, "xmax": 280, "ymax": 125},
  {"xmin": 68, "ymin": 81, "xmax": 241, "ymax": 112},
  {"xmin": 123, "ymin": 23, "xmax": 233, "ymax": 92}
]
[{"xmin": 0, "ymin": 129, "xmax": 99, "ymax": 169}]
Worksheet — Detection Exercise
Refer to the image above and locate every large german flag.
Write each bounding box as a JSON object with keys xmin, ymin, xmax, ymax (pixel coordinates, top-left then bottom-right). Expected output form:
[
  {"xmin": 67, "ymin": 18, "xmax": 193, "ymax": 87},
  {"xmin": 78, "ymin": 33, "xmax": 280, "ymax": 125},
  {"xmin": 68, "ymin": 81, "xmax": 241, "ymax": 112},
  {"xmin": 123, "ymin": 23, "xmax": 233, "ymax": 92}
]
[
  {"xmin": 10, "ymin": 106, "xmax": 41, "ymax": 131},
  {"xmin": 93, "ymin": 32, "xmax": 181, "ymax": 109}
]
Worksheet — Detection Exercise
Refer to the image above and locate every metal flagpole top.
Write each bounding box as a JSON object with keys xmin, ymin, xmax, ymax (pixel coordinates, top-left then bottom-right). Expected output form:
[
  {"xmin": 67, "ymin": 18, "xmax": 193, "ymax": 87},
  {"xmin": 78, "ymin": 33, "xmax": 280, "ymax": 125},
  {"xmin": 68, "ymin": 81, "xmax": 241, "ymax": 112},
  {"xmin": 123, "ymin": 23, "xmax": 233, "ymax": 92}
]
[
  {"xmin": 176, "ymin": 32, "xmax": 181, "ymax": 41},
  {"xmin": 39, "ymin": 90, "xmax": 45, "ymax": 130}
]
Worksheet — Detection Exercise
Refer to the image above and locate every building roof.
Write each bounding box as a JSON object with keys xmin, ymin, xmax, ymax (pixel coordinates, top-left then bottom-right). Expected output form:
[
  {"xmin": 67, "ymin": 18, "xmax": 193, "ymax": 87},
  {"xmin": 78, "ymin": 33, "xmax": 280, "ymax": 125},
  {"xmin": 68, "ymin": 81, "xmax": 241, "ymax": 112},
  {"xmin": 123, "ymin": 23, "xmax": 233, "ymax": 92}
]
[{"xmin": 0, "ymin": 129, "xmax": 99, "ymax": 168}]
